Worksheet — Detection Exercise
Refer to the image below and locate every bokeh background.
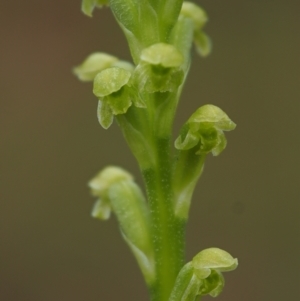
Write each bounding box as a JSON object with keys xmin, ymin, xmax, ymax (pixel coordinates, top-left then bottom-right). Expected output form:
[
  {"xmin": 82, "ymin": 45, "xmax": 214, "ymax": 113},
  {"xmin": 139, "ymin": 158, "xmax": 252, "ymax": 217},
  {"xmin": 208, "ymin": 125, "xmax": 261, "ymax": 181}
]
[{"xmin": 1, "ymin": 0, "xmax": 299, "ymax": 300}]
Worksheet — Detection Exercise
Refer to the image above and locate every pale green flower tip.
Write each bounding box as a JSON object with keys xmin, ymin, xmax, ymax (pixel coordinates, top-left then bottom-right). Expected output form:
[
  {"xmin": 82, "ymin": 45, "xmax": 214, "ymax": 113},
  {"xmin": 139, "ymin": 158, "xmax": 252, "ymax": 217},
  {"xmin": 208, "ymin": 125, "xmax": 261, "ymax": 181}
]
[
  {"xmin": 140, "ymin": 43, "xmax": 184, "ymax": 68},
  {"xmin": 73, "ymin": 52, "xmax": 118, "ymax": 81},
  {"xmin": 189, "ymin": 105, "xmax": 236, "ymax": 131},
  {"xmin": 181, "ymin": 2, "xmax": 208, "ymax": 30},
  {"xmin": 93, "ymin": 67, "xmax": 132, "ymax": 98},
  {"xmin": 112, "ymin": 60, "xmax": 135, "ymax": 72},
  {"xmin": 81, "ymin": 0, "xmax": 109, "ymax": 17},
  {"xmin": 88, "ymin": 166, "xmax": 133, "ymax": 196},
  {"xmin": 91, "ymin": 199, "xmax": 111, "ymax": 220},
  {"xmin": 192, "ymin": 248, "xmax": 238, "ymax": 279}
]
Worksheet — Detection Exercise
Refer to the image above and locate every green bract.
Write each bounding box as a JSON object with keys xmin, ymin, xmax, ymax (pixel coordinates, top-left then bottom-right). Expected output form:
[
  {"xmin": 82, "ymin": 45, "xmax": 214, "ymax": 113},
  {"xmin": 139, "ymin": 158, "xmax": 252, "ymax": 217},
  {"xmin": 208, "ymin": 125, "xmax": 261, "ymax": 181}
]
[
  {"xmin": 108, "ymin": 180, "xmax": 155, "ymax": 284},
  {"xmin": 75, "ymin": 2, "xmax": 238, "ymax": 301},
  {"xmin": 89, "ymin": 166, "xmax": 155, "ymax": 284},
  {"xmin": 175, "ymin": 104, "xmax": 236, "ymax": 156}
]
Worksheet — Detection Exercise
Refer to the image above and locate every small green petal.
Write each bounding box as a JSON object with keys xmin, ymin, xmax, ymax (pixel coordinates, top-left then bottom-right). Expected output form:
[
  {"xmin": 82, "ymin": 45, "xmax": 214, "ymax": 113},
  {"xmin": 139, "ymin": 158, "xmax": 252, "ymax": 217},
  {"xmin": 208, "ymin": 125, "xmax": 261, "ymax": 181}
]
[
  {"xmin": 199, "ymin": 270, "xmax": 224, "ymax": 297},
  {"xmin": 81, "ymin": 0, "xmax": 109, "ymax": 17},
  {"xmin": 174, "ymin": 125, "xmax": 199, "ymax": 150},
  {"xmin": 73, "ymin": 52, "xmax": 118, "ymax": 82},
  {"xmin": 181, "ymin": 1, "xmax": 208, "ymax": 30},
  {"xmin": 140, "ymin": 43, "xmax": 183, "ymax": 68},
  {"xmin": 93, "ymin": 67, "xmax": 132, "ymax": 98},
  {"xmin": 210, "ymin": 131, "xmax": 227, "ymax": 156},
  {"xmin": 97, "ymin": 100, "xmax": 114, "ymax": 129},
  {"xmin": 91, "ymin": 198, "xmax": 111, "ymax": 220},
  {"xmin": 194, "ymin": 31, "xmax": 212, "ymax": 57}
]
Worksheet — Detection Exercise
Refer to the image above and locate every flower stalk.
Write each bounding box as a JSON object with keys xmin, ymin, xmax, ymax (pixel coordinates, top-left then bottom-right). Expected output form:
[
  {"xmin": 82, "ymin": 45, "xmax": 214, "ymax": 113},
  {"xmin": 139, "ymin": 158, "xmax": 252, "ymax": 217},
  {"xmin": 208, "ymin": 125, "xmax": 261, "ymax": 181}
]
[{"xmin": 75, "ymin": 1, "xmax": 238, "ymax": 301}]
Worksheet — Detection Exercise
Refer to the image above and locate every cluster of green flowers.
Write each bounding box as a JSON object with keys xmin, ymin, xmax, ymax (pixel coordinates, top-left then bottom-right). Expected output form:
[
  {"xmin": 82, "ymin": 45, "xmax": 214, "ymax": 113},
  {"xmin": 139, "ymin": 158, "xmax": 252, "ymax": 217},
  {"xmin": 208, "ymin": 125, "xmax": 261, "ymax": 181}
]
[{"xmin": 75, "ymin": 1, "xmax": 237, "ymax": 301}]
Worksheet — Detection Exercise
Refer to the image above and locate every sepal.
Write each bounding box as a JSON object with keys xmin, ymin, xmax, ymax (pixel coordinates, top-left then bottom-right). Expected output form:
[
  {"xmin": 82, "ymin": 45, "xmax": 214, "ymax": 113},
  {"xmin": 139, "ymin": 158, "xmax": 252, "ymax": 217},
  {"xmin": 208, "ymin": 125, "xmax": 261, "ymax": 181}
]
[
  {"xmin": 192, "ymin": 248, "xmax": 238, "ymax": 277},
  {"xmin": 73, "ymin": 53, "xmax": 118, "ymax": 82},
  {"xmin": 140, "ymin": 43, "xmax": 183, "ymax": 67},
  {"xmin": 81, "ymin": 0, "xmax": 109, "ymax": 17},
  {"xmin": 175, "ymin": 105, "xmax": 236, "ymax": 156}
]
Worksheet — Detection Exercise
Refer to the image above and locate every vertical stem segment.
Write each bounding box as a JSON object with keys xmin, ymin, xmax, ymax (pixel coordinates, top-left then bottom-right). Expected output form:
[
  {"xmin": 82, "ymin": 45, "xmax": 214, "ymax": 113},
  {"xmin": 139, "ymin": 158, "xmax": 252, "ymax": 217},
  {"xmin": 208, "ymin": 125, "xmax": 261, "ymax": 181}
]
[{"xmin": 143, "ymin": 137, "xmax": 185, "ymax": 301}]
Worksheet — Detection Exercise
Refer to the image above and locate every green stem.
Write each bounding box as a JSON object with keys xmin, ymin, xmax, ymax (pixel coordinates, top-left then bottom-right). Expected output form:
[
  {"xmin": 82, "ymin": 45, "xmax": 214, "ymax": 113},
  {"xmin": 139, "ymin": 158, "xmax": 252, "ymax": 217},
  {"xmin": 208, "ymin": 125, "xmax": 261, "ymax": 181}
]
[{"xmin": 143, "ymin": 137, "xmax": 185, "ymax": 301}]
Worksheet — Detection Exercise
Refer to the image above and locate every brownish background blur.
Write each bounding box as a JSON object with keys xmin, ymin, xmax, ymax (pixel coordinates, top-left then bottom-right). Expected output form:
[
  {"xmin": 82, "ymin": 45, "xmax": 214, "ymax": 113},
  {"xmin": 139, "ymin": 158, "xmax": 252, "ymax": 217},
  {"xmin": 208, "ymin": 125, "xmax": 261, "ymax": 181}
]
[{"xmin": 1, "ymin": 0, "xmax": 299, "ymax": 300}]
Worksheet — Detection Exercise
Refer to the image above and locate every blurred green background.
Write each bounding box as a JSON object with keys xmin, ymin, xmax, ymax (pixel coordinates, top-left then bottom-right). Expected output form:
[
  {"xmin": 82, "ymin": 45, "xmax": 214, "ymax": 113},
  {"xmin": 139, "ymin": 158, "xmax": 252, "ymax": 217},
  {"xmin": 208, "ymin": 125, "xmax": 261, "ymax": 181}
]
[{"xmin": 1, "ymin": 0, "xmax": 299, "ymax": 300}]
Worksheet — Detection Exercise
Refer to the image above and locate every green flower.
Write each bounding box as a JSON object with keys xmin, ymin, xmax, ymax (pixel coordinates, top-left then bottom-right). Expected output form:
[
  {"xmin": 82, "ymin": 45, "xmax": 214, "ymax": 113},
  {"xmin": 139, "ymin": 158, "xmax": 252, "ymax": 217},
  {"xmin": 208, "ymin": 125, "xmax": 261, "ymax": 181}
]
[
  {"xmin": 169, "ymin": 248, "xmax": 238, "ymax": 301},
  {"xmin": 133, "ymin": 43, "xmax": 184, "ymax": 94},
  {"xmin": 89, "ymin": 166, "xmax": 133, "ymax": 220},
  {"xmin": 175, "ymin": 104, "xmax": 236, "ymax": 156},
  {"xmin": 192, "ymin": 248, "xmax": 238, "ymax": 297},
  {"xmin": 93, "ymin": 67, "xmax": 133, "ymax": 129}
]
